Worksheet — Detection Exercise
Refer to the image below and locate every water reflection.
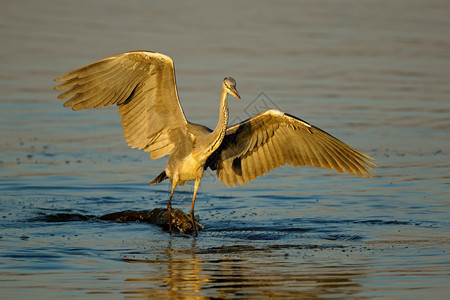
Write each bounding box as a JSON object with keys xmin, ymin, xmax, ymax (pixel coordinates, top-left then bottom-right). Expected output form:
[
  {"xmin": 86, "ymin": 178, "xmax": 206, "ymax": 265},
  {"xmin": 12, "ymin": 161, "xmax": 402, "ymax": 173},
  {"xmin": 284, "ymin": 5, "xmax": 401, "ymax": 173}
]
[{"xmin": 122, "ymin": 239, "xmax": 366, "ymax": 298}]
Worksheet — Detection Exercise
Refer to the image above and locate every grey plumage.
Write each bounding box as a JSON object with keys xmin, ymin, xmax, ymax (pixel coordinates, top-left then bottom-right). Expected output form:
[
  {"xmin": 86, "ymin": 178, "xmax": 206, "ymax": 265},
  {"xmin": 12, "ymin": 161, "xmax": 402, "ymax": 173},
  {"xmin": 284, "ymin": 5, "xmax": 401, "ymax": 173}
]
[{"xmin": 55, "ymin": 50, "xmax": 375, "ymax": 236}]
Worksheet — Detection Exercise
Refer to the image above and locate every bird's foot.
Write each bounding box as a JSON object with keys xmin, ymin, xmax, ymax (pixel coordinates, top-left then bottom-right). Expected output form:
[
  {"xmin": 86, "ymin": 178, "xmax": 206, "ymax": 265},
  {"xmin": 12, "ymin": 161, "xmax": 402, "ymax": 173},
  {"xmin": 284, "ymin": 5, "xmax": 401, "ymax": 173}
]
[
  {"xmin": 167, "ymin": 206, "xmax": 172, "ymax": 234},
  {"xmin": 190, "ymin": 211, "xmax": 198, "ymax": 237}
]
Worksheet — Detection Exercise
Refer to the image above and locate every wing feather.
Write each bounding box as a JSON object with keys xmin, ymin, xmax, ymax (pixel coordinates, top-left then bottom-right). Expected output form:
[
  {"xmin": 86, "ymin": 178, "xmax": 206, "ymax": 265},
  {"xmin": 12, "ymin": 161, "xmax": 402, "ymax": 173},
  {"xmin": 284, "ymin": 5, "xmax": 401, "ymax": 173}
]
[
  {"xmin": 267, "ymin": 138, "xmax": 281, "ymax": 168},
  {"xmin": 208, "ymin": 109, "xmax": 375, "ymax": 186},
  {"xmin": 317, "ymin": 131, "xmax": 373, "ymax": 177},
  {"xmin": 55, "ymin": 51, "xmax": 188, "ymax": 158},
  {"xmin": 262, "ymin": 140, "xmax": 275, "ymax": 170}
]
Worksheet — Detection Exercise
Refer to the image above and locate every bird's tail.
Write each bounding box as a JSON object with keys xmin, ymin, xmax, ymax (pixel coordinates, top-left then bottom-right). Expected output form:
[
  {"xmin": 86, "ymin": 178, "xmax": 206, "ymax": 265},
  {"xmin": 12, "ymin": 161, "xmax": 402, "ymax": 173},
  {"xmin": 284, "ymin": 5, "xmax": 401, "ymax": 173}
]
[{"xmin": 150, "ymin": 171, "xmax": 168, "ymax": 185}]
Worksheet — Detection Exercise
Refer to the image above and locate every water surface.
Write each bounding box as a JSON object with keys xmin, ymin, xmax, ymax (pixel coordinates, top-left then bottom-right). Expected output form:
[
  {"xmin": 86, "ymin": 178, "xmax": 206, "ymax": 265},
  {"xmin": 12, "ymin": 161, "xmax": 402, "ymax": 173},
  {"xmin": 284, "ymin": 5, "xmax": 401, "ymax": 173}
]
[{"xmin": 1, "ymin": 0, "xmax": 449, "ymax": 298}]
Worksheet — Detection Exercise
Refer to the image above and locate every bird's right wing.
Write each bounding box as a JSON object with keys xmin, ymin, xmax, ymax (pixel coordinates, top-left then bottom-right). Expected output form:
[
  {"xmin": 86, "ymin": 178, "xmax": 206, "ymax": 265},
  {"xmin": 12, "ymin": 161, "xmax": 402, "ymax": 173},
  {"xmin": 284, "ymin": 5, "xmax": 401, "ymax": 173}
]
[
  {"xmin": 207, "ymin": 109, "xmax": 376, "ymax": 187},
  {"xmin": 54, "ymin": 51, "xmax": 188, "ymax": 159}
]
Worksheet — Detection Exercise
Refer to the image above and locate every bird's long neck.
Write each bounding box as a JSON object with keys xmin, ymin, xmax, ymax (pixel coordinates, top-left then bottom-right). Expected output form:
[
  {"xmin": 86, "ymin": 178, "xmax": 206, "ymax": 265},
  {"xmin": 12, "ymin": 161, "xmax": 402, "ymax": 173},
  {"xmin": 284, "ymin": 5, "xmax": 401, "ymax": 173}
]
[{"xmin": 203, "ymin": 86, "xmax": 229, "ymax": 158}]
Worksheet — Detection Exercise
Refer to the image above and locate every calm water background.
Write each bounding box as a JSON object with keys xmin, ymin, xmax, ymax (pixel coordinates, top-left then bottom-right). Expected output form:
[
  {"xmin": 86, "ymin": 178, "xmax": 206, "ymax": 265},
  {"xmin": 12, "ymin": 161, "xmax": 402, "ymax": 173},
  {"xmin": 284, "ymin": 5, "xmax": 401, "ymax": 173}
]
[{"xmin": 1, "ymin": 0, "xmax": 449, "ymax": 298}]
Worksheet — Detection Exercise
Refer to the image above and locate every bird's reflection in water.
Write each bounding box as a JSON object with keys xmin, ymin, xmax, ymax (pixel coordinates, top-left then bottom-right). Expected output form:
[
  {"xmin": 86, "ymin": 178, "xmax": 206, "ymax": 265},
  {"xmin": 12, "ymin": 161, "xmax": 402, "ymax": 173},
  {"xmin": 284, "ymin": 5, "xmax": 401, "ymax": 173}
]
[
  {"xmin": 162, "ymin": 240, "xmax": 210, "ymax": 296},
  {"xmin": 122, "ymin": 240, "xmax": 366, "ymax": 298},
  {"xmin": 122, "ymin": 239, "xmax": 209, "ymax": 298}
]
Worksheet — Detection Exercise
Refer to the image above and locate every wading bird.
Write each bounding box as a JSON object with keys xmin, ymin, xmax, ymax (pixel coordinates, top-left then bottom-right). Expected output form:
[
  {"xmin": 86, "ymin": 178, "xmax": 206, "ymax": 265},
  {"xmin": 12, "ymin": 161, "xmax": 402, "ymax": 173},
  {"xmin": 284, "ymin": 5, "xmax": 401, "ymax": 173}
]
[{"xmin": 55, "ymin": 51, "xmax": 375, "ymax": 236}]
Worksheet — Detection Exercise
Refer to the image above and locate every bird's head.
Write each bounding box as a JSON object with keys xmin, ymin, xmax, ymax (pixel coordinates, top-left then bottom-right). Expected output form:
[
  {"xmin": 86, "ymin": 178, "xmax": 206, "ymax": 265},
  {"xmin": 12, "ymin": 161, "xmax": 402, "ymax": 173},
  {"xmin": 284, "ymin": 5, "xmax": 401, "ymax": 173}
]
[{"xmin": 223, "ymin": 77, "xmax": 240, "ymax": 100}]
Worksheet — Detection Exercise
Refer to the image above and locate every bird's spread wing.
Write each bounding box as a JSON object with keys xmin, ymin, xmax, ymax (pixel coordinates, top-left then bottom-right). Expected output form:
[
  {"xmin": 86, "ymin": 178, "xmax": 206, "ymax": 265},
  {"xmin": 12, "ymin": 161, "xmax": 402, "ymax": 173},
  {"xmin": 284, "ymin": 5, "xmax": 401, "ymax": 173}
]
[
  {"xmin": 207, "ymin": 109, "xmax": 376, "ymax": 187},
  {"xmin": 54, "ymin": 51, "xmax": 187, "ymax": 159}
]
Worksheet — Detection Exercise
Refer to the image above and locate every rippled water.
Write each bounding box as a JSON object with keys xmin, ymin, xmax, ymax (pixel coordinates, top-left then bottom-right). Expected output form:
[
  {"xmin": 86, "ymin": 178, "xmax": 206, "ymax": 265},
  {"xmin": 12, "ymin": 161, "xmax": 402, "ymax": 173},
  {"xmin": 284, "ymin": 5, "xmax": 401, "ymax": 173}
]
[{"xmin": 1, "ymin": 0, "xmax": 449, "ymax": 298}]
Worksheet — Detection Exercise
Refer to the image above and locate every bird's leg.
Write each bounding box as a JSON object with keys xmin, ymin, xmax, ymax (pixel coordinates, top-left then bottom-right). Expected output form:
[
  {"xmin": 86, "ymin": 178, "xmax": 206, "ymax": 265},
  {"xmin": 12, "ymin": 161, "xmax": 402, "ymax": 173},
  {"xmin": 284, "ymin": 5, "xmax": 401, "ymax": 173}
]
[
  {"xmin": 190, "ymin": 178, "xmax": 201, "ymax": 236},
  {"xmin": 167, "ymin": 181, "xmax": 177, "ymax": 234}
]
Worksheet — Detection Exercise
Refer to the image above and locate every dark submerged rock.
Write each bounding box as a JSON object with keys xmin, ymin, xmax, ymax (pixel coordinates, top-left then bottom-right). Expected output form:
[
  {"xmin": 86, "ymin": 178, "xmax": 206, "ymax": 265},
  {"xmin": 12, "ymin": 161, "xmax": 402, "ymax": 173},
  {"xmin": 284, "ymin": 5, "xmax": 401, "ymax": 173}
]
[
  {"xmin": 100, "ymin": 208, "xmax": 203, "ymax": 234},
  {"xmin": 34, "ymin": 212, "xmax": 94, "ymax": 222},
  {"xmin": 33, "ymin": 208, "xmax": 202, "ymax": 234}
]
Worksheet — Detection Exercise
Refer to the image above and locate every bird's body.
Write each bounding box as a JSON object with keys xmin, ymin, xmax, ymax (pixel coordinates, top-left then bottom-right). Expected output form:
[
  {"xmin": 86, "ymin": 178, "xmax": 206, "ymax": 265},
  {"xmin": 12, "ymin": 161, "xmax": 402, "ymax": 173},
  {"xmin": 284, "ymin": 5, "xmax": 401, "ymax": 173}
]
[{"xmin": 55, "ymin": 50, "xmax": 375, "ymax": 235}]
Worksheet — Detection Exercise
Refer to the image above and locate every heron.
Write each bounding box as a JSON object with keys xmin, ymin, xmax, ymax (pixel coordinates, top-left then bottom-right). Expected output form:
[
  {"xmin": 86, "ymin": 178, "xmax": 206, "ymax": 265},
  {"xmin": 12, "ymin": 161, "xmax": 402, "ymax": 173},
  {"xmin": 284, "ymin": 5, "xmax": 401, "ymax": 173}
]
[{"xmin": 54, "ymin": 50, "xmax": 376, "ymax": 236}]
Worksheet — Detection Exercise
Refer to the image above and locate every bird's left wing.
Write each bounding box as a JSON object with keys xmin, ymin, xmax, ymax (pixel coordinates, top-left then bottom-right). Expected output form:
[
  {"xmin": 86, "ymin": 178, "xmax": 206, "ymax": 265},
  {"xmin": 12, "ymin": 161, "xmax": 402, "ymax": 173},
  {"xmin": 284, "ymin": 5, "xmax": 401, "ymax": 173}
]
[
  {"xmin": 54, "ymin": 51, "xmax": 188, "ymax": 159},
  {"xmin": 207, "ymin": 109, "xmax": 376, "ymax": 187}
]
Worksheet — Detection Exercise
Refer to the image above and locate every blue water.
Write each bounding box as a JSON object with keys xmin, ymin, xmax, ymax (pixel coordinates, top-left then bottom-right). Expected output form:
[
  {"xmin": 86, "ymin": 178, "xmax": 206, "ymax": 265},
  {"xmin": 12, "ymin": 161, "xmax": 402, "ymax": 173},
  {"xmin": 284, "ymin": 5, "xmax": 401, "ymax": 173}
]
[{"xmin": 1, "ymin": 0, "xmax": 449, "ymax": 298}]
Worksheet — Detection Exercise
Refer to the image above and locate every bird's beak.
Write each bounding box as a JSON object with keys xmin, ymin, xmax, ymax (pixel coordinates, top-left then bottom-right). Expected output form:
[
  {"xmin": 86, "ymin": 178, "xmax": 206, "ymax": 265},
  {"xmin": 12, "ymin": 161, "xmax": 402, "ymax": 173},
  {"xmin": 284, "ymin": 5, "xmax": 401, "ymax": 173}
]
[{"xmin": 229, "ymin": 87, "xmax": 240, "ymax": 100}]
